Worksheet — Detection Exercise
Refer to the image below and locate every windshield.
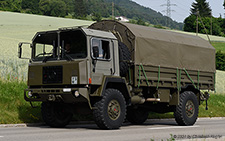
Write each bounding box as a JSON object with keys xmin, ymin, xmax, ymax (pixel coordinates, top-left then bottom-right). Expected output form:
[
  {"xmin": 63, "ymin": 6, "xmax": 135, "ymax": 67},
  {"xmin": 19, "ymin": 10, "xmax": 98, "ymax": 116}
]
[{"xmin": 32, "ymin": 30, "xmax": 87, "ymax": 61}]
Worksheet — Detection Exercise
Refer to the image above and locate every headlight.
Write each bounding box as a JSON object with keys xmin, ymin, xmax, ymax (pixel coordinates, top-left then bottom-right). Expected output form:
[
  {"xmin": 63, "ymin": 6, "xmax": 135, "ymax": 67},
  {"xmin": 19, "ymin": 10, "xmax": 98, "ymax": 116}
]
[
  {"xmin": 28, "ymin": 91, "xmax": 33, "ymax": 97},
  {"xmin": 74, "ymin": 91, "xmax": 80, "ymax": 97}
]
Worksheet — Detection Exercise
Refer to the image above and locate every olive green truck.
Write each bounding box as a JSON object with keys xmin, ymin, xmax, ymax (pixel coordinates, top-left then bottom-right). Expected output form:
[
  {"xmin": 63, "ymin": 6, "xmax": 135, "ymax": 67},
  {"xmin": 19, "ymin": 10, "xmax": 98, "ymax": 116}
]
[{"xmin": 18, "ymin": 20, "xmax": 215, "ymax": 129}]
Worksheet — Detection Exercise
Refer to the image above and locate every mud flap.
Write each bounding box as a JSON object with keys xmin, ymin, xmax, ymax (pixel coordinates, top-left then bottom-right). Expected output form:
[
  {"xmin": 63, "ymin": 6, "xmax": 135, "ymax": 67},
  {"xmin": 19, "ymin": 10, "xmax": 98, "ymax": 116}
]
[{"xmin": 200, "ymin": 92, "xmax": 210, "ymax": 110}]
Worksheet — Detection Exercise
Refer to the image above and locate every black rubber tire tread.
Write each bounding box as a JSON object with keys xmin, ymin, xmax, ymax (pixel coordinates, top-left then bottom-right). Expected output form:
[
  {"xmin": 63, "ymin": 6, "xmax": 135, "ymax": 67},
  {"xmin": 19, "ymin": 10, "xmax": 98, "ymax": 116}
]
[
  {"xmin": 41, "ymin": 102, "xmax": 72, "ymax": 128},
  {"xmin": 174, "ymin": 91, "xmax": 199, "ymax": 126},
  {"xmin": 118, "ymin": 42, "xmax": 131, "ymax": 77},
  {"xmin": 93, "ymin": 88, "xmax": 126, "ymax": 129},
  {"xmin": 126, "ymin": 106, "xmax": 149, "ymax": 125}
]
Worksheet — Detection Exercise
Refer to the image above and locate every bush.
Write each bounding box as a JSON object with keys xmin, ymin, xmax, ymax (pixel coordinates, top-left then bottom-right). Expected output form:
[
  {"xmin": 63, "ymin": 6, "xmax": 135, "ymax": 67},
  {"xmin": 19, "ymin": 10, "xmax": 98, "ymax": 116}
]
[{"xmin": 216, "ymin": 50, "xmax": 225, "ymax": 71}]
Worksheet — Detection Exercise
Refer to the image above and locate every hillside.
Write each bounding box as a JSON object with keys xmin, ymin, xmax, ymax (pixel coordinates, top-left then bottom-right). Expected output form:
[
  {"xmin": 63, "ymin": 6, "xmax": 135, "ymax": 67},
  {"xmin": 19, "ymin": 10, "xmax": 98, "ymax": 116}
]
[
  {"xmin": 105, "ymin": 0, "xmax": 183, "ymax": 29},
  {"xmin": 0, "ymin": 0, "xmax": 183, "ymax": 29}
]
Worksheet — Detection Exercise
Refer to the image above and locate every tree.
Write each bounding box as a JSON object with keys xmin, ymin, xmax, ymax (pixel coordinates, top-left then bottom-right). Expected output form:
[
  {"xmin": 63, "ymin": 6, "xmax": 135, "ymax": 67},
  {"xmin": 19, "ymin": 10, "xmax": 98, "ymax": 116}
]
[
  {"xmin": 183, "ymin": 15, "xmax": 197, "ymax": 32},
  {"xmin": 137, "ymin": 18, "xmax": 146, "ymax": 26},
  {"xmin": 91, "ymin": 12, "xmax": 102, "ymax": 22},
  {"xmin": 39, "ymin": 0, "xmax": 66, "ymax": 17},
  {"xmin": 49, "ymin": 0, "xmax": 66, "ymax": 17},
  {"xmin": 191, "ymin": 0, "xmax": 212, "ymax": 17},
  {"xmin": 73, "ymin": 0, "xmax": 87, "ymax": 19},
  {"xmin": 0, "ymin": 0, "xmax": 21, "ymax": 12},
  {"xmin": 39, "ymin": 0, "xmax": 51, "ymax": 15},
  {"xmin": 223, "ymin": 0, "xmax": 225, "ymax": 9},
  {"xmin": 21, "ymin": 0, "xmax": 40, "ymax": 14}
]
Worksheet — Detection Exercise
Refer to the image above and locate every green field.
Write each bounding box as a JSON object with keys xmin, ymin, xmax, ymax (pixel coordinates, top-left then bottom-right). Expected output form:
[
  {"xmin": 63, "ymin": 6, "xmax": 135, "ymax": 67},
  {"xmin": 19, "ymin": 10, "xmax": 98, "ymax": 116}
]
[{"xmin": 211, "ymin": 42, "xmax": 225, "ymax": 53}]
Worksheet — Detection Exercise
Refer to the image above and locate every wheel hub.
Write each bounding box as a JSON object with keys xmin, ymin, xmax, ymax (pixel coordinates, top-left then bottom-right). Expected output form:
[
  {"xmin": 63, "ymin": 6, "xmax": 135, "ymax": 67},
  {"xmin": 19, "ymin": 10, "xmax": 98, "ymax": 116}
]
[
  {"xmin": 108, "ymin": 100, "xmax": 121, "ymax": 120},
  {"xmin": 185, "ymin": 100, "xmax": 195, "ymax": 118}
]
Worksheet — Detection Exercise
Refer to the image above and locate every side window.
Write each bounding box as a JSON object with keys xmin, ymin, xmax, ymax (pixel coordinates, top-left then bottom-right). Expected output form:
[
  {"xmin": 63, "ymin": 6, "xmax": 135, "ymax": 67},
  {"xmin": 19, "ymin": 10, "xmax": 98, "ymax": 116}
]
[{"xmin": 92, "ymin": 38, "xmax": 110, "ymax": 60}]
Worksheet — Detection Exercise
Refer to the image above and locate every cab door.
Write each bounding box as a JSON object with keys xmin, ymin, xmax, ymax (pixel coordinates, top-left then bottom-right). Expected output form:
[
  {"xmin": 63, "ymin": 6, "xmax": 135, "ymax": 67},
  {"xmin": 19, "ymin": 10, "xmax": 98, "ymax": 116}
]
[{"xmin": 91, "ymin": 38, "xmax": 114, "ymax": 83}]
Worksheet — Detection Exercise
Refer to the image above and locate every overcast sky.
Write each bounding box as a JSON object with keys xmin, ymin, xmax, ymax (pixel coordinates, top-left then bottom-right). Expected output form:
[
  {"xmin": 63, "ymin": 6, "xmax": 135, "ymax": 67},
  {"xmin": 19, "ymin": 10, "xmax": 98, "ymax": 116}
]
[{"xmin": 132, "ymin": 0, "xmax": 225, "ymax": 23}]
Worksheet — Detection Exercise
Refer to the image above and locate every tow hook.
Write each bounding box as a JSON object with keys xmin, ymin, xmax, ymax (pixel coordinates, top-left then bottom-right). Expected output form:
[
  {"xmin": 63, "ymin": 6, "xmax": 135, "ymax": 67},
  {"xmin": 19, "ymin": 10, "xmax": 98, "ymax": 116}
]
[{"xmin": 200, "ymin": 92, "xmax": 210, "ymax": 110}]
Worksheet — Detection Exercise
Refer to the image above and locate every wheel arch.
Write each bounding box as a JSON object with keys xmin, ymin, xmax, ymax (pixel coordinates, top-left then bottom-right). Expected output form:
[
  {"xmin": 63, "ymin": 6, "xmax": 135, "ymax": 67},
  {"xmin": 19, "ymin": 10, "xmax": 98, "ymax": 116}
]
[
  {"xmin": 100, "ymin": 77, "xmax": 131, "ymax": 105},
  {"xmin": 181, "ymin": 84, "xmax": 200, "ymax": 104}
]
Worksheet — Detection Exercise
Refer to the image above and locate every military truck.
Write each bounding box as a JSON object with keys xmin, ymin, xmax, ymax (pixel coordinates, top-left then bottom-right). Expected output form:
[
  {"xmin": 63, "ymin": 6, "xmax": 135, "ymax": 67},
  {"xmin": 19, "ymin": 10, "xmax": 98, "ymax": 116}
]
[{"xmin": 18, "ymin": 20, "xmax": 215, "ymax": 129}]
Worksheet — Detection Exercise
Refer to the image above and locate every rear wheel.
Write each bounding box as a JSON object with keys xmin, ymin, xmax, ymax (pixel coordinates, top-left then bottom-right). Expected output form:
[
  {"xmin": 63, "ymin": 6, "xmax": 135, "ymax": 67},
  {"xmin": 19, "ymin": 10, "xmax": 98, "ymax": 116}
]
[
  {"xmin": 41, "ymin": 102, "xmax": 72, "ymax": 128},
  {"xmin": 126, "ymin": 106, "xmax": 149, "ymax": 124},
  {"xmin": 93, "ymin": 88, "xmax": 126, "ymax": 129},
  {"xmin": 174, "ymin": 91, "xmax": 199, "ymax": 126}
]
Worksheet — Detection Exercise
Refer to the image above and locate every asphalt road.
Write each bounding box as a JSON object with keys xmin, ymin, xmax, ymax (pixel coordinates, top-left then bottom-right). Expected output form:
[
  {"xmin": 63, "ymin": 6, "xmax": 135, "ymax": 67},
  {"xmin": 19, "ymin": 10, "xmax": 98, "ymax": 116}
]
[{"xmin": 0, "ymin": 118, "xmax": 224, "ymax": 141}]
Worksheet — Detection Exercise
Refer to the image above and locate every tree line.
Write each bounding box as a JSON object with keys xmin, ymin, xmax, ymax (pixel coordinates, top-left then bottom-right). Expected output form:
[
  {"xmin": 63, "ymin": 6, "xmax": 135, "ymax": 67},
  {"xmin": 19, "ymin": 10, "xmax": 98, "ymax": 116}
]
[
  {"xmin": 0, "ymin": 0, "xmax": 183, "ymax": 30},
  {"xmin": 184, "ymin": 0, "xmax": 225, "ymax": 37}
]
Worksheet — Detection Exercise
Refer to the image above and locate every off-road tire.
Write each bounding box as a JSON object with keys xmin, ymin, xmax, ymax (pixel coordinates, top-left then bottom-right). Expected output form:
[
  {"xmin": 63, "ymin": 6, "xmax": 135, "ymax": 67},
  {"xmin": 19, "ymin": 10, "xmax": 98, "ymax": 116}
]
[
  {"xmin": 174, "ymin": 91, "xmax": 199, "ymax": 126},
  {"xmin": 118, "ymin": 42, "xmax": 131, "ymax": 77},
  {"xmin": 93, "ymin": 88, "xmax": 126, "ymax": 129},
  {"xmin": 126, "ymin": 106, "xmax": 149, "ymax": 125},
  {"xmin": 41, "ymin": 102, "xmax": 72, "ymax": 128}
]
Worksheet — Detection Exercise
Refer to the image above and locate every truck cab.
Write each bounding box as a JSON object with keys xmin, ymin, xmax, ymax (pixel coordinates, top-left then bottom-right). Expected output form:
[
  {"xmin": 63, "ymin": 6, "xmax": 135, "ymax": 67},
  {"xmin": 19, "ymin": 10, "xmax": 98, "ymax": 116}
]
[{"xmin": 19, "ymin": 27, "xmax": 129, "ymax": 129}]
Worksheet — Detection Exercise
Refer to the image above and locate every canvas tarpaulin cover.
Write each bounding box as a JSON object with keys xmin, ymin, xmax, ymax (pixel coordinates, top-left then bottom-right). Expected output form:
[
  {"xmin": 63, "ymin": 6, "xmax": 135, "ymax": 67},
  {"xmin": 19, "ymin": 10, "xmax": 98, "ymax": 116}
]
[{"xmin": 89, "ymin": 20, "xmax": 216, "ymax": 73}]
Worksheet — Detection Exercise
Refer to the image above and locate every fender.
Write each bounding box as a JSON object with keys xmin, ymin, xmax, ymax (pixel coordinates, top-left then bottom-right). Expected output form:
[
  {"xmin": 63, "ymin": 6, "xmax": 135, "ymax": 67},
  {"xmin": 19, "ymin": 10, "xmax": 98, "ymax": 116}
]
[{"xmin": 91, "ymin": 76, "xmax": 131, "ymax": 102}]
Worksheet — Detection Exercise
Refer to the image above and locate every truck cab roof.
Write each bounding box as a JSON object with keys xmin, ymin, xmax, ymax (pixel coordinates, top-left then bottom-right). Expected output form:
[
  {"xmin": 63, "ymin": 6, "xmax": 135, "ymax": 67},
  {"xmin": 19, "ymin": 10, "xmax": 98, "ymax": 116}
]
[{"xmin": 32, "ymin": 27, "xmax": 117, "ymax": 42}]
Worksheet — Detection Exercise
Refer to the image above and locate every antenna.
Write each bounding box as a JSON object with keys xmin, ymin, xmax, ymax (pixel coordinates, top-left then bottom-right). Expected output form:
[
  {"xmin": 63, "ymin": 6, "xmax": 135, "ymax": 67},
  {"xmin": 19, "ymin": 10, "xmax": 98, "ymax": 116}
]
[{"xmin": 161, "ymin": 0, "xmax": 176, "ymax": 27}]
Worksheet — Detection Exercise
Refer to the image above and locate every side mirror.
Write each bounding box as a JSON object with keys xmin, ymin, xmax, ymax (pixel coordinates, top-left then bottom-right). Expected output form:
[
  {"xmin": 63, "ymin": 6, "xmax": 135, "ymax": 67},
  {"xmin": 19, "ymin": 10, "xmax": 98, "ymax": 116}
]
[
  {"xmin": 18, "ymin": 43, "xmax": 22, "ymax": 58},
  {"xmin": 18, "ymin": 42, "xmax": 32, "ymax": 59},
  {"xmin": 93, "ymin": 46, "xmax": 99, "ymax": 58}
]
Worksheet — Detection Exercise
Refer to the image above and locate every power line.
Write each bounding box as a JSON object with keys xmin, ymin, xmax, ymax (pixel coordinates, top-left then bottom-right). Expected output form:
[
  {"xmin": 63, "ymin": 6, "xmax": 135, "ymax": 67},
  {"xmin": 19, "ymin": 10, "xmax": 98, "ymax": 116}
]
[{"xmin": 161, "ymin": 0, "xmax": 177, "ymax": 27}]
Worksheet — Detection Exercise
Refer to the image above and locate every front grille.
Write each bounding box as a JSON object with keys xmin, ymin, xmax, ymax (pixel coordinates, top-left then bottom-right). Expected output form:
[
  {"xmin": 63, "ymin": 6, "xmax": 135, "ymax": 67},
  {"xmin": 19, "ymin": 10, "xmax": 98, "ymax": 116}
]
[{"xmin": 43, "ymin": 66, "xmax": 63, "ymax": 84}]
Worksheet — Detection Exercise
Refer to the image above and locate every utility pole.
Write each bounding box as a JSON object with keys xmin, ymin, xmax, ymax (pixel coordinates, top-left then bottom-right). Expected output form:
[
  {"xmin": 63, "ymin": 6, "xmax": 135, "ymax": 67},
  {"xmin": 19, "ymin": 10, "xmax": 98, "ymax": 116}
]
[
  {"xmin": 196, "ymin": 13, "xmax": 198, "ymax": 36},
  {"xmin": 197, "ymin": 12, "xmax": 211, "ymax": 43},
  {"xmin": 161, "ymin": 0, "xmax": 176, "ymax": 27},
  {"xmin": 112, "ymin": 1, "xmax": 114, "ymax": 20},
  {"xmin": 211, "ymin": 15, "xmax": 212, "ymax": 35}
]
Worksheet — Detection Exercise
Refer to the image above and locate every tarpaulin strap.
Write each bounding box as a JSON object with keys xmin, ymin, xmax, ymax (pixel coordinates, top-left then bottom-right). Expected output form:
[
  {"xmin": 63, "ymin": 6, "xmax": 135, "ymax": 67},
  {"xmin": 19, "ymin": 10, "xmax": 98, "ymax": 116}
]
[
  {"xmin": 156, "ymin": 65, "xmax": 160, "ymax": 90},
  {"xmin": 177, "ymin": 68, "xmax": 180, "ymax": 91},
  {"xmin": 138, "ymin": 65, "xmax": 141, "ymax": 87},
  {"xmin": 138, "ymin": 64, "xmax": 150, "ymax": 87},
  {"xmin": 197, "ymin": 70, "xmax": 200, "ymax": 89},
  {"xmin": 183, "ymin": 68, "xmax": 197, "ymax": 89}
]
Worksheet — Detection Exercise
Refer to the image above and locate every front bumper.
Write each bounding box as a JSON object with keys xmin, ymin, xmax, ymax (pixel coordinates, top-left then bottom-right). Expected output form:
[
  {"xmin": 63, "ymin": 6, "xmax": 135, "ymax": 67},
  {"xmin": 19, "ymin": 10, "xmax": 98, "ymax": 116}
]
[{"xmin": 24, "ymin": 87, "xmax": 89, "ymax": 103}]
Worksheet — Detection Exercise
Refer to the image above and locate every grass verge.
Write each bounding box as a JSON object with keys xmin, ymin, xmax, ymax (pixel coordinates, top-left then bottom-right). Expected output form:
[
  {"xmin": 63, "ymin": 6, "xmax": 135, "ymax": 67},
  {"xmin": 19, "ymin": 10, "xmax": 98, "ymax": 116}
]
[
  {"xmin": 0, "ymin": 80, "xmax": 225, "ymax": 124},
  {"xmin": 211, "ymin": 41, "xmax": 225, "ymax": 53},
  {"xmin": 0, "ymin": 80, "xmax": 41, "ymax": 124}
]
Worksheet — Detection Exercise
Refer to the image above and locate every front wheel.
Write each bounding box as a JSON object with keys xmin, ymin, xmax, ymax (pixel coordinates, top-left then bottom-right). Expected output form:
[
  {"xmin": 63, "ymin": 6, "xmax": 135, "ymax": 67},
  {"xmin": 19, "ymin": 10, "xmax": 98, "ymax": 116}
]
[
  {"xmin": 174, "ymin": 91, "xmax": 199, "ymax": 126},
  {"xmin": 41, "ymin": 102, "xmax": 73, "ymax": 128},
  {"xmin": 93, "ymin": 88, "xmax": 126, "ymax": 129}
]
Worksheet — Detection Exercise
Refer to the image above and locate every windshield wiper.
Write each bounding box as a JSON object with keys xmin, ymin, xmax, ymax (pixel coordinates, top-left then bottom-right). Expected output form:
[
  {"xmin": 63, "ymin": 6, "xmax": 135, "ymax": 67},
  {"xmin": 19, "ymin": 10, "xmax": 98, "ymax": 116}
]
[{"xmin": 43, "ymin": 56, "xmax": 52, "ymax": 63}]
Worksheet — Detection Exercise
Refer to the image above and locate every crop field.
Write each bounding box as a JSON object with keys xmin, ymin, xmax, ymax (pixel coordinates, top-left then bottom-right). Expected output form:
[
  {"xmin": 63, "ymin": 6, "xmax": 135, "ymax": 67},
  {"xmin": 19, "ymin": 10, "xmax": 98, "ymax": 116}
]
[{"xmin": 0, "ymin": 11, "xmax": 93, "ymax": 80}]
